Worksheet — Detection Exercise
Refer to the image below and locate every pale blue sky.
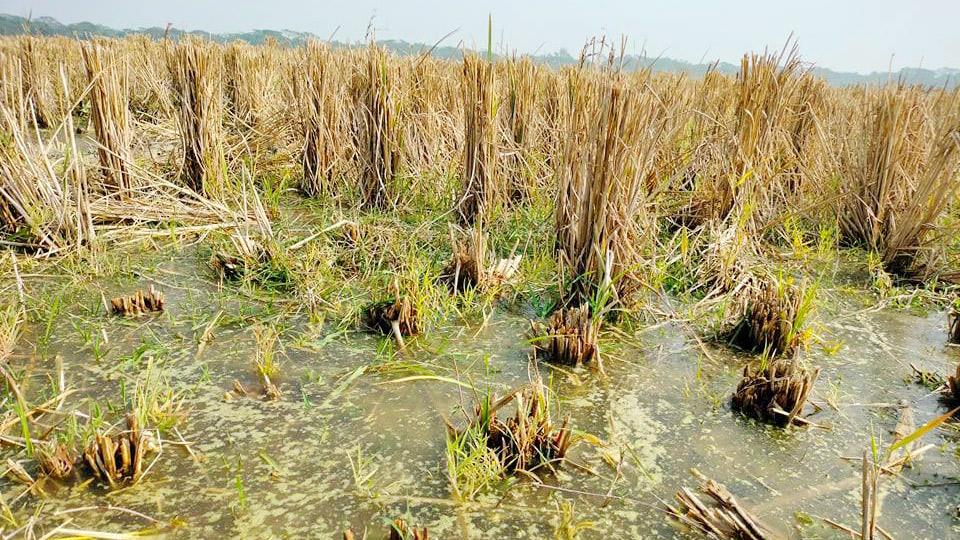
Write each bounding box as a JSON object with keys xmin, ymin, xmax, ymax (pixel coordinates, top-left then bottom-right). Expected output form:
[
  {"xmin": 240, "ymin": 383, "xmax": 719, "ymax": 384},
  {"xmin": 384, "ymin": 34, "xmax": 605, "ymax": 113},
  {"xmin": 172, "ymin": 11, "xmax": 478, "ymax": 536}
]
[{"xmin": 3, "ymin": 0, "xmax": 958, "ymax": 73}]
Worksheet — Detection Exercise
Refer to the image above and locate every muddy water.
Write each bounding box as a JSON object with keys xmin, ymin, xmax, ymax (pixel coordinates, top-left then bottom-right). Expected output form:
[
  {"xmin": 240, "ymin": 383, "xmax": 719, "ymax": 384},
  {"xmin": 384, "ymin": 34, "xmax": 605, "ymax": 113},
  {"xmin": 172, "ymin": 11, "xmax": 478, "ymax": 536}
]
[{"xmin": 4, "ymin": 255, "xmax": 959, "ymax": 539}]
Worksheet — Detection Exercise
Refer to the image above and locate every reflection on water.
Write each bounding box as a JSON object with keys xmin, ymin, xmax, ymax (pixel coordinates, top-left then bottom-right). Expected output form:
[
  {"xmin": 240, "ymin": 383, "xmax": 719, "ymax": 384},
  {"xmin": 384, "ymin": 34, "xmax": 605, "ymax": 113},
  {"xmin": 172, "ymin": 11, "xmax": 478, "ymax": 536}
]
[{"xmin": 3, "ymin": 257, "xmax": 959, "ymax": 539}]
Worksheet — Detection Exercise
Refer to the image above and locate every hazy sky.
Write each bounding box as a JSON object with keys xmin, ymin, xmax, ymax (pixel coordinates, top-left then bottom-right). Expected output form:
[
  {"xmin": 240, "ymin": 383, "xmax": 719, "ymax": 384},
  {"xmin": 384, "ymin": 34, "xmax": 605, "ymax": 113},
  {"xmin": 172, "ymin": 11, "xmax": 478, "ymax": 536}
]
[{"xmin": 4, "ymin": 1, "xmax": 958, "ymax": 73}]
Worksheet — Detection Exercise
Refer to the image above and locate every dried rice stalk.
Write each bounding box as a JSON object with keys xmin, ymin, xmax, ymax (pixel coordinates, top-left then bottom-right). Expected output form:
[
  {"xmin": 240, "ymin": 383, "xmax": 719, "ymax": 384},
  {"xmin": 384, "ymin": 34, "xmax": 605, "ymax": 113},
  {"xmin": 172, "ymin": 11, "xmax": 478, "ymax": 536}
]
[
  {"xmin": 5, "ymin": 458, "xmax": 34, "ymax": 485},
  {"xmin": 210, "ymin": 231, "xmax": 268, "ymax": 281},
  {"xmin": 82, "ymin": 414, "xmax": 150, "ymax": 488},
  {"xmin": 354, "ymin": 44, "xmax": 401, "ymax": 209},
  {"xmin": 555, "ymin": 45, "xmax": 673, "ymax": 305},
  {"xmin": 693, "ymin": 222, "xmax": 762, "ymax": 299},
  {"xmin": 732, "ymin": 358, "xmax": 819, "ymax": 427},
  {"xmin": 335, "ymin": 221, "xmax": 362, "ymax": 247},
  {"xmin": 362, "ymin": 297, "xmax": 419, "ymax": 336},
  {"xmin": 728, "ymin": 46, "xmax": 806, "ymax": 223},
  {"xmin": 449, "ymin": 380, "xmax": 572, "ymax": 476},
  {"xmin": 127, "ymin": 35, "xmax": 173, "ymax": 119},
  {"xmin": 668, "ymin": 71, "xmax": 735, "ymax": 228},
  {"xmin": 885, "ymin": 403, "xmax": 917, "ymax": 473},
  {"xmin": 82, "ymin": 39, "xmax": 134, "ymax": 192},
  {"xmin": 209, "ymin": 179, "xmax": 283, "ymax": 281},
  {"xmin": 343, "ymin": 520, "xmax": 428, "ymax": 540},
  {"xmin": 838, "ymin": 84, "xmax": 960, "ymax": 276},
  {"xmin": 299, "ymin": 41, "xmax": 338, "ymax": 197},
  {"xmin": 860, "ymin": 452, "xmax": 881, "ymax": 540},
  {"xmin": 0, "ymin": 304, "xmax": 23, "ymax": 361},
  {"xmin": 0, "ymin": 50, "xmax": 27, "ymax": 132},
  {"xmin": 726, "ymin": 274, "xmax": 813, "ymax": 357},
  {"xmin": 224, "ymin": 41, "xmax": 263, "ymax": 127},
  {"xmin": 36, "ymin": 442, "xmax": 76, "ymax": 479},
  {"xmin": 401, "ymin": 55, "xmax": 460, "ymax": 180},
  {"xmin": 529, "ymin": 304, "xmax": 600, "ymax": 368},
  {"xmin": 254, "ymin": 325, "xmax": 282, "ymax": 400},
  {"xmin": 0, "ymin": 88, "xmax": 94, "ymax": 253},
  {"xmin": 440, "ymin": 226, "xmax": 520, "ymax": 292},
  {"xmin": 17, "ymin": 35, "xmax": 54, "ymax": 128},
  {"xmin": 110, "ymin": 285, "xmax": 165, "ymax": 316},
  {"xmin": 457, "ymin": 53, "xmax": 496, "ymax": 225},
  {"xmin": 948, "ymin": 304, "xmax": 959, "ymax": 345},
  {"xmin": 387, "ymin": 519, "xmax": 429, "ymax": 540},
  {"xmin": 502, "ymin": 55, "xmax": 536, "ymax": 202},
  {"xmin": 945, "ymin": 361, "xmax": 960, "ymax": 406},
  {"xmin": 169, "ymin": 38, "xmax": 227, "ymax": 196},
  {"xmin": 362, "ymin": 280, "xmax": 421, "ymax": 347}
]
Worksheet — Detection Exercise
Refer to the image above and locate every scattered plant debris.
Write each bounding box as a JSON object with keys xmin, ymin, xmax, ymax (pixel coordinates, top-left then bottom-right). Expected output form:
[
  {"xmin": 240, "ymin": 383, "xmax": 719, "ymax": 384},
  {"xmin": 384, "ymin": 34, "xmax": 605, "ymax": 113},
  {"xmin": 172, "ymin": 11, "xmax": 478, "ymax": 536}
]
[
  {"xmin": 342, "ymin": 521, "xmax": 428, "ymax": 540},
  {"xmin": 36, "ymin": 442, "xmax": 76, "ymax": 479},
  {"xmin": 362, "ymin": 280, "xmax": 421, "ymax": 347},
  {"xmin": 210, "ymin": 232, "xmax": 291, "ymax": 289},
  {"xmin": 667, "ymin": 469, "xmax": 773, "ymax": 540},
  {"xmin": 944, "ymin": 361, "xmax": 960, "ymax": 407}
]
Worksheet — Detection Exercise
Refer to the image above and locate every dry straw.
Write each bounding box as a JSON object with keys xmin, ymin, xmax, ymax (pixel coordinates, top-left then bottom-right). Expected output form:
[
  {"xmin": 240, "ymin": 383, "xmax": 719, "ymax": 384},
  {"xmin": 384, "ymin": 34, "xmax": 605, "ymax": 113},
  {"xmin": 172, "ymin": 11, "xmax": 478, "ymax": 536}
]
[
  {"xmin": 82, "ymin": 39, "xmax": 134, "ymax": 192},
  {"xmin": 726, "ymin": 274, "xmax": 814, "ymax": 357},
  {"xmin": 729, "ymin": 47, "xmax": 806, "ymax": 219},
  {"xmin": 457, "ymin": 52, "xmax": 496, "ymax": 225},
  {"xmin": 110, "ymin": 285, "xmax": 166, "ymax": 316},
  {"xmin": 82, "ymin": 414, "xmax": 150, "ymax": 488},
  {"xmin": 529, "ymin": 304, "xmax": 600, "ymax": 368},
  {"xmin": 224, "ymin": 41, "xmax": 263, "ymax": 127},
  {"xmin": 127, "ymin": 35, "xmax": 173, "ymax": 118},
  {"xmin": 0, "ymin": 82, "xmax": 93, "ymax": 253},
  {"xmin": 668, "ymin": 470, "xmax": 773, "ymax": 539},
  {"xmin": 555, "ymin": 43, "xmax": 675, "ymax": 305},
  {"xmin": 353, "ymin": 43, "xmax": 402, "ymax": 209},
  {"xmin": 732, "ymin": 358, "xmax": 820, "ymax": 427},
  {"xmin": 447, "ymin": 380, "xmax": 572, "ymax": 478},
  {"xmin": 439, "ymin": 225, "xmax": 520, "ymax": 293},
  {"xmin": 0, "ymin": 50, "xmax": 27, "ymax": 132},
  {"xmin": 17, "ymin": 35, "xmax": 54, "ymax": 128},
  {"xmin": 839, "ymin": 84, "xmax": 960, "ymax": 276},
  {"xmin": 168, "ymin": 38, "xmax": 227, "ymax": 196},
  {"xmin": 502, "ymin": 56, "xmax": 536, "ymax": 202},
  {"xmin": 949, "ymin": 305, "xmax": 960, "ymax": 345},
  {"xmin": 299, "ymin": 40, "xmax": 338, "ymax": 196}
]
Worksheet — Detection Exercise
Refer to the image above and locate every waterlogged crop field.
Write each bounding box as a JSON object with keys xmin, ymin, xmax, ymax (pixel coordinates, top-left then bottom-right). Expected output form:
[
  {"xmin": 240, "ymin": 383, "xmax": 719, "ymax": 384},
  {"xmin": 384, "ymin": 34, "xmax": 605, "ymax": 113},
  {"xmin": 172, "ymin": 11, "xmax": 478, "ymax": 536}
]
[{"xmin": 0, "ymin": 34, "xmax": 959, "ymax": 539}]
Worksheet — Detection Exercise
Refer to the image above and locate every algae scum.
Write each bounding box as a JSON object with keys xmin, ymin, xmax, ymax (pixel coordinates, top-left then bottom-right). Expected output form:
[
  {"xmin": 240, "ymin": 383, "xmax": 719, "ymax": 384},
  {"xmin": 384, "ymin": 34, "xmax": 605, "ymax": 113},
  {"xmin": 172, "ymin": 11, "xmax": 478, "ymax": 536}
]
[{"xmin": 1, "ymin": 246, "xmax": 957, "ymax": 539}]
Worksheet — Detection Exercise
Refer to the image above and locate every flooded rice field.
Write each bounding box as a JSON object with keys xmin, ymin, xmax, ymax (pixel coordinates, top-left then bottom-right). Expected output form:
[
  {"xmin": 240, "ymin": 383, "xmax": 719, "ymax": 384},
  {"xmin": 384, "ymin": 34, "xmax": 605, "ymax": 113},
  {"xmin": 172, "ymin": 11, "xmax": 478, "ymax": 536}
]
[
  {"xmin": 2, "ymin": 247, "xmax": 958, "ymax": 539},
  {"xmin": 4, "ymin": 26, "xmax": 960, "ymax": 539}
]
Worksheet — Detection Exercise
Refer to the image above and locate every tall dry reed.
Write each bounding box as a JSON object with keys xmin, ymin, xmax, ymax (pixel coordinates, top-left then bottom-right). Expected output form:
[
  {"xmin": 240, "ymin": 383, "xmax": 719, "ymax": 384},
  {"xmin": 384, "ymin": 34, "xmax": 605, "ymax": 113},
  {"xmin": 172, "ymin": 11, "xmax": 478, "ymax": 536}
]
[
  {"xmin": 299, "ymin": 41, "xmax": 337, "ymax": 197},
  {"xmin": 555, "ymin": 48, "xmax": 675, "ymax": 305},
  {"xmin": 838, "ymin": 84, "xmax": 960, "ymax": 276},
  {"xmin": 224, "ymin": 41, "xmax": 263, "ymax": 127},
  {"xmin": 353, "ymin": 44, "xmax": 401, "ymax": 210},
  {"xmin": 168, "ymin": 38, "xmax": 227, "ymax": 196},
  {"xmin": 457, "ymin": 53, "xmax": 496, "ymax": 225},
  {"xmin": 503, "ymin": 55, "xmax": 536, "ymax": 202},
  {"xmin": 82, "ymin": 39, "xmax": 134, "ymax": 192}
]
